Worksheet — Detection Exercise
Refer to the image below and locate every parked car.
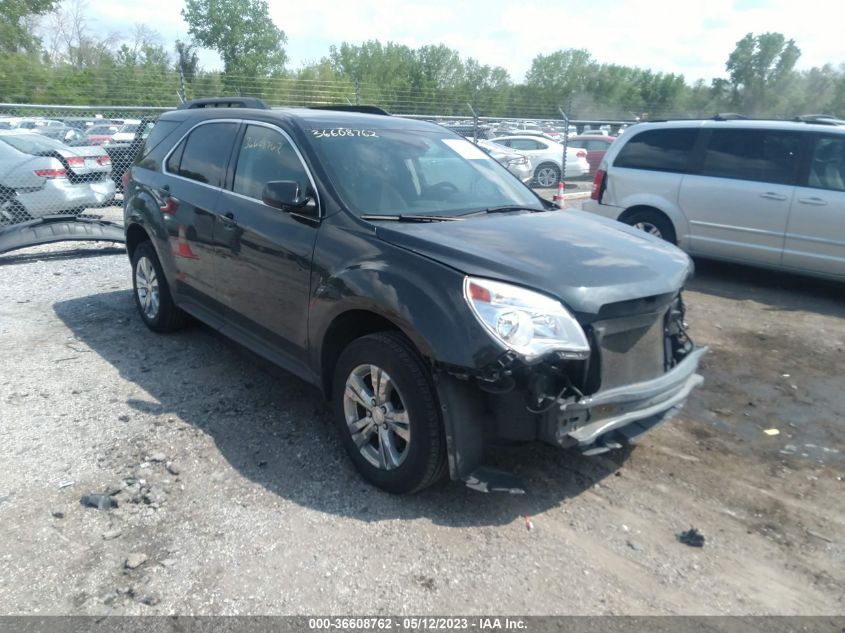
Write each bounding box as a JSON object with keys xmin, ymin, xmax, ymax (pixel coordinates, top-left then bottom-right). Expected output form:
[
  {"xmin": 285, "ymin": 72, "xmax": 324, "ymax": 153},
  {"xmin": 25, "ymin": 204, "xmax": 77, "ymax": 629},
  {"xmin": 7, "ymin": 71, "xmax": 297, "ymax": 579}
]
[
  {"xmin": 476, "ymin": 139, "xmax": 532, "ymax": 183},
  {"xmin": 0, "ymin": 131, "xmax": 115, "ymax": 223},
  {"xmin": 84, "ymin": 124, "xmax": 120, "ymax": 146},
  {"xmin": 105, "ymin": 118, "xmax": 156, "ymax": 190},
  {"xmin": 35, "ymin": 125, "xmax": 86, "ymax": 144},
  {"xmin": 567, "ymin": 134, "xmax": 616, "ymax": 176},
  {"xmin": 61, "ymin": 117, "xmax": 106, "ymax": 131},
  {"xmin": 491, "ymin": 135, "xmax": 589, "ymax": 186},
  {"xmin": 122, "ymin": 98, "xmax": 705, "ymax": 494},
  {"xmin": 109, "ymin": 123, "xmax": 141, "ymax": 143},
  {"xmin": 583, "ymin": 117, "xmax": 845, "ymax": 281}
]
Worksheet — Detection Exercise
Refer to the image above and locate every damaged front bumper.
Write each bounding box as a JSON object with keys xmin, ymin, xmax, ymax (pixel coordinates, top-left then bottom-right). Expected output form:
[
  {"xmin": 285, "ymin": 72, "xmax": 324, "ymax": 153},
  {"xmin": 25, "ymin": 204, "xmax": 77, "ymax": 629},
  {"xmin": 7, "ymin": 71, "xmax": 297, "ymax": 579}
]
[{"xmin": 543, "ymin": 345, "xmax": 708, "ymax": 454}]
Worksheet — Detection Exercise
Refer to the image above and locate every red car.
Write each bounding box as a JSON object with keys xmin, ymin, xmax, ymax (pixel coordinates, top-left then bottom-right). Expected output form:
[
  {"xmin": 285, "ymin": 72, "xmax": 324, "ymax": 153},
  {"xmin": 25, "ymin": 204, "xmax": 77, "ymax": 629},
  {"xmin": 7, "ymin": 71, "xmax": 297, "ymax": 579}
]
[{"xmin": 566, "ymin": 135, "xmax": 616, "ymax": 176}]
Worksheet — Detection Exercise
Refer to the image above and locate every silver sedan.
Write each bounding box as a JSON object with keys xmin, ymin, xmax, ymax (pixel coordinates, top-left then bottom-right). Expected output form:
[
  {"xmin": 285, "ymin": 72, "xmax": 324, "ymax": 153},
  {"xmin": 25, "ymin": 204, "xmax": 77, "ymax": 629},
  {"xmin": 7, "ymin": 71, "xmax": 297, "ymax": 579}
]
[{"xmin": 0, "ymin": 132, "xmax": 115, "ymax": 224}]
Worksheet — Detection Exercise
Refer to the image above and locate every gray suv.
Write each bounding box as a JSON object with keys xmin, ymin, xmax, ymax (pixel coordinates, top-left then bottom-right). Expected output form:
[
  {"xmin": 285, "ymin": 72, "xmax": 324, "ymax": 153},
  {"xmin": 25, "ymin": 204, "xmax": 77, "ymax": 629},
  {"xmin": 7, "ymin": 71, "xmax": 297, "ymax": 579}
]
[{"xmin": 583, "ymin": 116, "xmax": 845, "ymax": 281}]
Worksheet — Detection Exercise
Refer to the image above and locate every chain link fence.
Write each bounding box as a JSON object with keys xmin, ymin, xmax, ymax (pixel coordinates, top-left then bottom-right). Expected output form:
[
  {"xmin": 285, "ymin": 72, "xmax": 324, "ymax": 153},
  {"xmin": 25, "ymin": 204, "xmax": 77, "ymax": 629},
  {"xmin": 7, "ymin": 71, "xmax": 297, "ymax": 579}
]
[{"xmin": 0, "ymin": 95, "xmax": 631, "ymax": 231}]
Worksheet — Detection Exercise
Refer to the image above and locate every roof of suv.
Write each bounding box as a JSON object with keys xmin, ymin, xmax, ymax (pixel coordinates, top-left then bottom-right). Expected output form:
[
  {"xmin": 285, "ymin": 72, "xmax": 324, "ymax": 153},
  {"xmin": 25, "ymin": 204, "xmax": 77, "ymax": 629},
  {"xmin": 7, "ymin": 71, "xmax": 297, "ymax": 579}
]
[{"xmin": 159, "ymin": 106, "xmax": 444, "ymax": 133}]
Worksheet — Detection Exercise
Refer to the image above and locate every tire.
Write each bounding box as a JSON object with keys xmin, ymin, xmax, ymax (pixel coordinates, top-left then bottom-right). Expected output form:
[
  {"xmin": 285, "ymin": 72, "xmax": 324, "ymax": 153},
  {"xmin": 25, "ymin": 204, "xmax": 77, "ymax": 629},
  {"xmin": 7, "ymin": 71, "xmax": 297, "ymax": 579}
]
[
  {"xmin": 622, "ymin": 209, "xmax": 677, "ymax": 245},
  {"xmin": 332, "ymin": 332, "xmax": 448, "ymax": 494},
  {"xmin": 131, "ymin": 240, "xmax": 187, "ymax": 333},
  {"xmin": 534, "ymin": 163, "xmax": 561, "ymax": 188}
]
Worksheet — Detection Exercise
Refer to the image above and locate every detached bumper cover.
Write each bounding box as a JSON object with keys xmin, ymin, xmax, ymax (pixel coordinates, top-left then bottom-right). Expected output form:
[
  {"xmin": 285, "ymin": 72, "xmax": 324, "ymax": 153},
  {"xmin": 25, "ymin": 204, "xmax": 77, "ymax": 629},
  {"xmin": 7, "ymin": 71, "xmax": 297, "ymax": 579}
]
[
  {"xmin": 0, "ymin": 216, "xmax": 125, "ymax": 255},
  {"xmin": 545, "ymin": 345, "xmax": 708, "ymax": 451}
]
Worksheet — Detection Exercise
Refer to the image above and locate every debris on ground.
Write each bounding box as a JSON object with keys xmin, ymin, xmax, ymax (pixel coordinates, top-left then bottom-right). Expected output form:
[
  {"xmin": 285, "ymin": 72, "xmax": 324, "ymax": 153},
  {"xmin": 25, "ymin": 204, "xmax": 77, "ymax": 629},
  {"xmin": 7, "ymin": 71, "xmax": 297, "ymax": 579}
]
[
  {"xmin": 102, "ymin": 528, "xmax": 122, "ymax": 540},
  {"xmin": 124, "ymin": 553, "xmax": 148, "ymax": 569},
  {"xmin": 627, "ymin": 540, "xmax": 643, "ymax": 552},
  {"xmin": 763, "ymin": 428, "xmax": 780, "ymax": 436},
  {"xmin": 80, "ymin": 493, "xmax": 118, "ymax": 510},
  {"xmin": 51, "ymin": 509, "xmax": 65, "ymax": 519},
  {"xmin": 165, "ymin": 462, "xmax": 180, "ymax": 475},
  {"xmin": 806, "ymin": 529, "xmax": 834, "ymax": 544},
  {"xmin": 58, "ymin": 480, "xmax": 74, "ymax": 489},
  {"xmin": 678, "ymin": 527, "xmax": 706, "ymax": 548},
  {"xmin": 524, "ymin": 515, "xmax": 534, "ymax": 531}
]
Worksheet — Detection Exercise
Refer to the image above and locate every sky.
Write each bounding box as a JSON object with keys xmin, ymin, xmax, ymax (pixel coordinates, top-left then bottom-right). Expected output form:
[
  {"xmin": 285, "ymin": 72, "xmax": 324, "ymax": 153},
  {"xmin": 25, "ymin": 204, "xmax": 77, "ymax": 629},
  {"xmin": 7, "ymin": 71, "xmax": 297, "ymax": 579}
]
[{"xmin": 84, "ymin": 0, "xmax": 844, "ymax": 83}]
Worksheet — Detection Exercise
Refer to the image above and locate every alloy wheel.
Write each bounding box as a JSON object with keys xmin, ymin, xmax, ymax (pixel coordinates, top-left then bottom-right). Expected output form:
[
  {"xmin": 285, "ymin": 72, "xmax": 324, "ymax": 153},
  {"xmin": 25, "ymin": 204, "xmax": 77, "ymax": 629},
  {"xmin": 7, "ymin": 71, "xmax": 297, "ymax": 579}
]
[
  {"xmin": 135, "ymin": 256, "xmax": 160, "ymax": 320},
  {"xmin": 633, "ymin": 221, "xmax": 663, "ymax": 238},
  {"xmin": 342, "ymin": 364, "xmax": 411, "ymax": 471}
]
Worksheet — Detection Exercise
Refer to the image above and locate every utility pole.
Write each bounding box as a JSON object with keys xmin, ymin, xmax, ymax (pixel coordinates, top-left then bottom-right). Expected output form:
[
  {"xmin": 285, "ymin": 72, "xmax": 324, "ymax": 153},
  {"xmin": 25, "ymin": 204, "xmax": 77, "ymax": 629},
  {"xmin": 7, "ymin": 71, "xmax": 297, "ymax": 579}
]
[{"xmin": 558, "ymin": 105, "xmax": 570, "ymax": 188}]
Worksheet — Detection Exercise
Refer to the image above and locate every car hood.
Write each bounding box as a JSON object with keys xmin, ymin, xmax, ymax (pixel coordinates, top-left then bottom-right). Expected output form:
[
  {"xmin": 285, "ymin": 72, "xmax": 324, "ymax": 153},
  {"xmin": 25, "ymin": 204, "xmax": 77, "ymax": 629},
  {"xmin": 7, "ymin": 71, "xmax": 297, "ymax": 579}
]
[{"xmin": 374, "ymin": 210, "xmax": 692, "ymax": 317}]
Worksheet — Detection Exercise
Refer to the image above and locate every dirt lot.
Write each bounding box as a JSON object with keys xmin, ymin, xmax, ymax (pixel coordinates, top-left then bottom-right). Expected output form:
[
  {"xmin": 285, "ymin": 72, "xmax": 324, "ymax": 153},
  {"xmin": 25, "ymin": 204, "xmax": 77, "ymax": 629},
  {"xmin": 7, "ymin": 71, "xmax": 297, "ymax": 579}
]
[{"xmin": 0, "ymin": 205, "xmax": 843, "ymax": 616}]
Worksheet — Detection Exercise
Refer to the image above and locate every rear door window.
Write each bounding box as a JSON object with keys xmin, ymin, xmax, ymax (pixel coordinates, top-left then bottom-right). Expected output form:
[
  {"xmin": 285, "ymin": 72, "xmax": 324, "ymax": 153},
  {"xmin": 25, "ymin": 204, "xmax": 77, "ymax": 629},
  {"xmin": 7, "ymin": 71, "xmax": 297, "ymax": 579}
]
[
  {"xmin": 614, "ymin": 128, "xmax": 697, "ymax": 172},
  {"xmin": 168, "ymin": 122, "xmax": 238, "ymax": 186},
  {"xmin": 700, "ymin": 129, "xmax": 801, "ymax": 185},
  {"xmin": 509, "ymin": 139, "xmax": 543, "ymax": 151}
]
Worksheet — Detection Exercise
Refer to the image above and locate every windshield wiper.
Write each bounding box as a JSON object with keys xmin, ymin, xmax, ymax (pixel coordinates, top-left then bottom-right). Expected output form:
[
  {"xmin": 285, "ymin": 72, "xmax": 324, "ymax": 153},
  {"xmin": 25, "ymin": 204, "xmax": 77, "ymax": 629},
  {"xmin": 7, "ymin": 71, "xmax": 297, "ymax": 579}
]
[
  {"xmin": 477, "ymin": 205, "xmax": 544, "ymax": 215},
  {"xmin": 360, "ymin": 214, "xmax": 461, "ymax": 222}
]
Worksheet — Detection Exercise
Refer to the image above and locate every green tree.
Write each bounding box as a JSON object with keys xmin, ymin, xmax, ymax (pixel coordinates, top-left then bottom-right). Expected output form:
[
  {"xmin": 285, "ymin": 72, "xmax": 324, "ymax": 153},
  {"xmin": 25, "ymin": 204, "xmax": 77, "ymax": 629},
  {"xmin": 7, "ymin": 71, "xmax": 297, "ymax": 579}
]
[
  {"xmin": 175, "ymin": 39, "xmax": 199, "ymax": 80},
  {"xmin": 0, "ymin": 0, "xmax": 57, "ymax": 53},
  {"xmin": 726, "ymin": 32, "xmax": 801, "ymax": 114},
  {"xmin": 182, "ymin": 0, "xmax": 286, "ymax": 83}
]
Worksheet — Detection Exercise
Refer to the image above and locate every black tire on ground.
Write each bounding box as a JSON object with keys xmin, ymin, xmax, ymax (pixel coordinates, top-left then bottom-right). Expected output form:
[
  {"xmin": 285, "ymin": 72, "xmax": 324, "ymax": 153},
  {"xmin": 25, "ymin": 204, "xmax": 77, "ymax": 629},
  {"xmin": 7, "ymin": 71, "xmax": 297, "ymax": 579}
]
[
  {"xmin": 332, "ymin": 332, "xmax": 448, "ymax": 494},
  {"xmin": 534, "ymin": 163, "xmax": 561, "ymax": 188},
  {"xmin": 130, "ymin": 240, "xmax": 187, "ymax": 333},
  {"xmin": 622, "ymin": 209, "xmax": 677, "ymax": 245}
]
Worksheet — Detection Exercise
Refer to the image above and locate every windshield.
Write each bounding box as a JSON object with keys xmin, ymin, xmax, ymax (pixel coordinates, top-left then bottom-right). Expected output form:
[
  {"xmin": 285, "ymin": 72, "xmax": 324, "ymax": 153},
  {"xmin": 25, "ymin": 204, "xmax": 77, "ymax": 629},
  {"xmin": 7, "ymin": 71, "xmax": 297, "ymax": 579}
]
[
  {"xmin": 307, "ymin": 127, "xmax": 543, "ymax": 217},
  {"xmin": 119, "ymin": 124, "xmax": 138, "ymax": 133}
]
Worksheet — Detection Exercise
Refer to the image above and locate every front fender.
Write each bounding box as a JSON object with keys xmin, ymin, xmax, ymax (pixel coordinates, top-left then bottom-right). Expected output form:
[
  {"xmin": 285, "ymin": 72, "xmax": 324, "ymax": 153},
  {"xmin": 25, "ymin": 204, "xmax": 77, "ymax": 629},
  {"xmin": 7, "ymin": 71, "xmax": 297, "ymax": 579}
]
[{"xmin": 308, "ymin": 232, "xmax": 501, "ymax": 374}]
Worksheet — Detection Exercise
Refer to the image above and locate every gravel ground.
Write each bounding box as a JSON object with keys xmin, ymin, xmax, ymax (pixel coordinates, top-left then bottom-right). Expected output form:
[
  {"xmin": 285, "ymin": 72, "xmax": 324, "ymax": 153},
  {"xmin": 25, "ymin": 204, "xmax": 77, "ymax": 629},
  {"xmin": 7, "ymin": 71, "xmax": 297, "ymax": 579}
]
[{"xmin": 0, "ymin": 204, "xmax": 843, "ymax": 615}]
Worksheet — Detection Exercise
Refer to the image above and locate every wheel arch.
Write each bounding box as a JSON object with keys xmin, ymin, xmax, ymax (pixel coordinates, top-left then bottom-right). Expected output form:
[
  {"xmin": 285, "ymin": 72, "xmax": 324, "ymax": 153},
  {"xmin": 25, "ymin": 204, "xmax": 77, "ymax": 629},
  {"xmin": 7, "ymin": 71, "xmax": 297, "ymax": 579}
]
[
  {"xmin": 618, "ymin": 205, "xmax": 682, "ymax": 244},
  {"xmin": 125, "ymin": 222, "xmax": 152, "ymax": 260},
  {"xmin": 319, "ymin": 309, "xmax": 410, "ymax": 398}
]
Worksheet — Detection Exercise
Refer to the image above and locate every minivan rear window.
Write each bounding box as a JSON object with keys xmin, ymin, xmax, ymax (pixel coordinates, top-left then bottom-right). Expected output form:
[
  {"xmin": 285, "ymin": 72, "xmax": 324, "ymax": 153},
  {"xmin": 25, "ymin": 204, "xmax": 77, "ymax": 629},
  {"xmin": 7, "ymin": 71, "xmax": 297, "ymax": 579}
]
[{"xmin": 614, "ymin": 128, "xmax": 697, "ymax": 173}]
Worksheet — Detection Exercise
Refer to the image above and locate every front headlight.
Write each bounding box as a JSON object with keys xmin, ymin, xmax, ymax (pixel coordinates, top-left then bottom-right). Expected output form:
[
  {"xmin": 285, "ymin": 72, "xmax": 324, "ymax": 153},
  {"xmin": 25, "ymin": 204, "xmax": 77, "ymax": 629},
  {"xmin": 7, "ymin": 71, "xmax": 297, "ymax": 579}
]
[{"xmin": 463, "ymin": 277, "xmax": 590, "ymax": 362}]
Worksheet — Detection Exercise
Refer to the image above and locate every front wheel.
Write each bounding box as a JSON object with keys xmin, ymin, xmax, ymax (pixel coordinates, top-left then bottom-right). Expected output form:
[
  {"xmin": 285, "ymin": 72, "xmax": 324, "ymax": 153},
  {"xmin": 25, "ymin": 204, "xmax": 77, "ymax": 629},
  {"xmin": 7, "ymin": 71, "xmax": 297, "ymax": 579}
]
[
  {"xmin": 332, "ymin": 332, "xmax": 447, "ymax": 494},
  {"xmin": 131, "ymin": 241, "xmax": 187, "ymax": 332}
]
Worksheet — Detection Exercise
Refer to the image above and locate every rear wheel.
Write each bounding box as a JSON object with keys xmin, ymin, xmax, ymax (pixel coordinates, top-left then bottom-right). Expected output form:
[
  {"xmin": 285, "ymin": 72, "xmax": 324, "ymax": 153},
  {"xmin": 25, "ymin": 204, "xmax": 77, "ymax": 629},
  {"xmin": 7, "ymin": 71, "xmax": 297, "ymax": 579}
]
[
  {"xmin": 131, "ymin": 241, "xmax": 187, "ymax": 332},
  {"xmin": 332, "ymin": 332, "xmax": 447, "ymax": 494},
  {"xmin": 622, "ymin": 209, "xmax": 677, "ymax": 245},
  {"xmin": 534, "ymin": 163, "xmax": 561, "ymax": 188}
]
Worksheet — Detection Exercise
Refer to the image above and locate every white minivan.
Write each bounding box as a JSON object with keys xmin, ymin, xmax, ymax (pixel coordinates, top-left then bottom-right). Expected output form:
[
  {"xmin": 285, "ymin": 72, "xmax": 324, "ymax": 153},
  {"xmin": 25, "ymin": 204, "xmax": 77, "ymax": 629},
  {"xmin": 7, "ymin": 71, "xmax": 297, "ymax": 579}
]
[{"xmin": 582, "ymin": 117, "xmax": 845, "ymax": 281}]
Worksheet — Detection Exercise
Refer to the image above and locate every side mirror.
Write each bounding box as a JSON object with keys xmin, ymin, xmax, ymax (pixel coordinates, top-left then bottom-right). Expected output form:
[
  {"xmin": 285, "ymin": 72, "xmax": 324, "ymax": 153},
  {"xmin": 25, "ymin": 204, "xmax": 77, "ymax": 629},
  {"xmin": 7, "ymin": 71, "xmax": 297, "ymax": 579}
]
[{"xmin": 261, "ymin": 180, "xmax": 317, "ymax": 216}]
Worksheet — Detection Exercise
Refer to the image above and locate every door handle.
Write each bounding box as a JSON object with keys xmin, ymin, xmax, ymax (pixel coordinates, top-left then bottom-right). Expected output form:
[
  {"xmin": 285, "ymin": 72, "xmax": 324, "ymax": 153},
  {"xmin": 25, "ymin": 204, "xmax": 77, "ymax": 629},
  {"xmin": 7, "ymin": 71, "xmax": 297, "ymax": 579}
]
[
  {"xmin": 218, "ymin": 211, "xmax": 237, "ymax": 227},
  {"xmin": 797, "ymin": 197, "xmax": 827, "ymax": 206},
  {"xmin": 759, "ymin": 192, "xmax": 787, "ymax": 201}
]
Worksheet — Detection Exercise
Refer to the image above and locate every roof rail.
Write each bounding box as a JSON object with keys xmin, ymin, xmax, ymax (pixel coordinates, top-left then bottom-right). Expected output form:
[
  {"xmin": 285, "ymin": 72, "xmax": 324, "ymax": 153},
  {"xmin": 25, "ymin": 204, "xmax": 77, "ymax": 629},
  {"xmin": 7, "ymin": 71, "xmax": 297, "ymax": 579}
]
[
  {"xmin": 793, "ymin": 114, "xmax": 845, "ymax": 126},
  {"xmin": 308, "ymin": 104, "xmax": 391, "ymax": 116},
  {"xmin": 178, "ymin": 97, "xmax": 269, "ymax": 110},
  {"xmin": 713, "ymin": 113, "xmax": 748, "ymax": 121}
]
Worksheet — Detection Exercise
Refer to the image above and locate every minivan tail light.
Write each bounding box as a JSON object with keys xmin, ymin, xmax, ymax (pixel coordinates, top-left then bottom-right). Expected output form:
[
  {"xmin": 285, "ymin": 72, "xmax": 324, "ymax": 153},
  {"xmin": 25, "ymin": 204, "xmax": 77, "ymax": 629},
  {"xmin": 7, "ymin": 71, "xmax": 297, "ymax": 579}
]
[
  {"xmin": 34, "ymin": 168, "xmax": 68, "ymax": 179},
  {"xmin": 591, "ymin": 169, "xmax": 606, "ymax": 201}
]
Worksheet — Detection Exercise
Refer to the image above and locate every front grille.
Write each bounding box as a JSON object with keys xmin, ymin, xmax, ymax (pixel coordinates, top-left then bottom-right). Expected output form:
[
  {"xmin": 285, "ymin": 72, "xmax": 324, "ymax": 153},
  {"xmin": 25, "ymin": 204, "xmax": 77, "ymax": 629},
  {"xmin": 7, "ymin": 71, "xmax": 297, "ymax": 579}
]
[{"xmin": 594, "ymin": 312, "xmax": 666, "ymax": 391}]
